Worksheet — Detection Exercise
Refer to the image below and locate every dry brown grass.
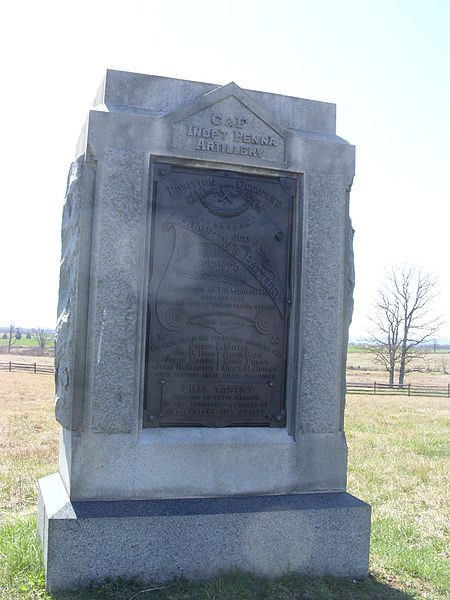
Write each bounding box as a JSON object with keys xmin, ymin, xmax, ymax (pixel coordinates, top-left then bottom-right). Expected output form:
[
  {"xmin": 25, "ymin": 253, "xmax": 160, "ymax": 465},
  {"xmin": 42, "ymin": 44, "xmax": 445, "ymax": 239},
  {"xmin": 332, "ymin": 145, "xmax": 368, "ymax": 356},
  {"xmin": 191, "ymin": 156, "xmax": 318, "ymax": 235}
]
[
  {"xmin": 0, "ymin": 372, "xmax": 58, "ymax": 519},
  {"xmin": 0, "ymin": 352, "xmax": 54, "ymax": 366},
  {"xmin": 347, "ymin": 351, "xmax": 450, "ymax": 385}
]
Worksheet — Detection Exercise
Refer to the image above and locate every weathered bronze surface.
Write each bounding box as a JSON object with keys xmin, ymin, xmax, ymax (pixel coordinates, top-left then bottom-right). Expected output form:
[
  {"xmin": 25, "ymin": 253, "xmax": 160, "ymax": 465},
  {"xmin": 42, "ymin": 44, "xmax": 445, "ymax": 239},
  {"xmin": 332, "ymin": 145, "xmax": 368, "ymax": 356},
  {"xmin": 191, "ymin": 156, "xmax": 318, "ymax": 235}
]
[{"xmin": 143, "ymin": 163, "xmax": 295, "ymax": 427}]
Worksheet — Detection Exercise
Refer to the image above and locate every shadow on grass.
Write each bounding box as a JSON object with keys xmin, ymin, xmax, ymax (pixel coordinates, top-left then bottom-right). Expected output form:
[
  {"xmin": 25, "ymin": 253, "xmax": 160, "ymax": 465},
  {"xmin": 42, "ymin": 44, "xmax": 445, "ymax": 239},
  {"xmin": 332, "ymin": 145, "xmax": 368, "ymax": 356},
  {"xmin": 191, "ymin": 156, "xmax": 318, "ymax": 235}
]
[{"xmin": 47, "ymin": 571, "xmax": 419, "ymax": 600}]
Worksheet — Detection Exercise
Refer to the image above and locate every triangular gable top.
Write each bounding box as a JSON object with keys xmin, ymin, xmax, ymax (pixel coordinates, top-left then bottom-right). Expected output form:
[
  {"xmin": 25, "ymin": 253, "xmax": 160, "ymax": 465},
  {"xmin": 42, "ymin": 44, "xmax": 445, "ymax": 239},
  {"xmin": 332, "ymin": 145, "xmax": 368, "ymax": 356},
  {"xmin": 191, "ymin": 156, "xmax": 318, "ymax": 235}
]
[
  {"xmin": 166, "ymin": 82, "xmax": 290, "ymax": 138},
  {"xmin": 166, "ymin": 82, "xmax": 289, "ymax": 165}
]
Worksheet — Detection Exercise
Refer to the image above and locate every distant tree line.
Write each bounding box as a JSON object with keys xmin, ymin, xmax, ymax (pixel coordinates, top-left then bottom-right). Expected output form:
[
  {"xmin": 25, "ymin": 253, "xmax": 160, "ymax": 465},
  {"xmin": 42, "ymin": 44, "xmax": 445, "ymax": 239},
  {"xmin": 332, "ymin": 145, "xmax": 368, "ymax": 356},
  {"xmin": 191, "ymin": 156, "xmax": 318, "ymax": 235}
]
[{"xmin": 0, "ymin": 324, "xmax": 54, "ymax": 353}]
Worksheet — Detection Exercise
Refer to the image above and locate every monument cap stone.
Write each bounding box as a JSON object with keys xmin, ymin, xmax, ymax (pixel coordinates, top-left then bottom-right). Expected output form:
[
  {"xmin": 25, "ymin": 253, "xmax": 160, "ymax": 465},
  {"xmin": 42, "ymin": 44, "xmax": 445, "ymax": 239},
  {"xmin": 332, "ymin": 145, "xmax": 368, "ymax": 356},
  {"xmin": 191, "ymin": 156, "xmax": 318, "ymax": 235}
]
[{"xmin": 38, "ymin": 69, "xmax": 370, "ymax": 591}]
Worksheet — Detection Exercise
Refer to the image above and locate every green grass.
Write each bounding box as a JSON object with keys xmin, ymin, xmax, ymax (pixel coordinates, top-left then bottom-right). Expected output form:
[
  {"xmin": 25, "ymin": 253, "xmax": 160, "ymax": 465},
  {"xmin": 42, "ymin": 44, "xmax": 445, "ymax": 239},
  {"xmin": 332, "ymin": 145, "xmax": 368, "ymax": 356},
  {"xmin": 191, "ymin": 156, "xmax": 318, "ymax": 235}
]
[
  {"xmin": 347, "ymin": 344, "xmax": 367, "ymax": 353},
  {"xmin": 0, "ymin": 517, "xmax": 46, "ymax": 599},
  {"xmin": 346, "ymin": 397, "xmax": 449, "ymax": 599},
  {"xmin": 1, "ymin": 376, "xmax": 449, "ymax": 599},
  {"xmin": 371, "ymin": 517, "xmax": 447, "ymax": 592},
  {"xmin": 0, "ymin": 336, "xmax": 54, "ymax": 348}
]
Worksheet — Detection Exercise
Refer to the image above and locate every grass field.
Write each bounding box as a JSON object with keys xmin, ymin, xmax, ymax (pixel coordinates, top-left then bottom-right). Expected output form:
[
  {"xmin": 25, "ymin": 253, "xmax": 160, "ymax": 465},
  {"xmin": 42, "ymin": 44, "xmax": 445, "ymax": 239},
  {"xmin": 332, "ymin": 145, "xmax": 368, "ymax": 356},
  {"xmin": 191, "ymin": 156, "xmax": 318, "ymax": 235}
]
[
  {"xmin": 347, "ymin": 351, "xmax": 450, "ymax": 385},
  {"xmin": 0, "ymin": 366, "xmax": 449, "ymax": 599},
  {"xmin": 0, "ymin": 353, "xmax": 55, "ymax": 367},
  {"xmin": 0, "ymin": 336, "xmax": 54, "ymax": 349}
]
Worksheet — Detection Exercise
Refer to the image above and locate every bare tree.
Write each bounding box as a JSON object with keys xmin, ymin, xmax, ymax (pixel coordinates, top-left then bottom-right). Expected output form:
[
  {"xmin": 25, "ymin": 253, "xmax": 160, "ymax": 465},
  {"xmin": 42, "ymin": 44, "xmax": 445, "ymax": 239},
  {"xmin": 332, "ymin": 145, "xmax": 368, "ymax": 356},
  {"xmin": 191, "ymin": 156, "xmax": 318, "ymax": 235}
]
[
  {"xmin": 33, "ymin": 328, "xmax": 52, "ymax": 351},
  {"xmin": 368, "ymin": 287, "xmax": 401, "ymax": 386},
  {"xmin": 7, "ymin": 323, "xmax": 17, "ymax": 353},
  {"xmin": 368, "ymin": 267, "xmax": 442, "ymax": 386}
]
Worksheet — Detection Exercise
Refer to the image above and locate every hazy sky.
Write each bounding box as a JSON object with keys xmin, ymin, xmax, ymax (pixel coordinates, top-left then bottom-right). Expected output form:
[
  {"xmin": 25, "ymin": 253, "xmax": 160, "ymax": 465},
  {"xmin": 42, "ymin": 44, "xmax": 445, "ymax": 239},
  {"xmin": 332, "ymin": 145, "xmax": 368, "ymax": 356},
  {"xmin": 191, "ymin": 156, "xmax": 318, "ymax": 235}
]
[{"xmin": 1, "ymin": 0, "xmax": 449, "ymax": 339}]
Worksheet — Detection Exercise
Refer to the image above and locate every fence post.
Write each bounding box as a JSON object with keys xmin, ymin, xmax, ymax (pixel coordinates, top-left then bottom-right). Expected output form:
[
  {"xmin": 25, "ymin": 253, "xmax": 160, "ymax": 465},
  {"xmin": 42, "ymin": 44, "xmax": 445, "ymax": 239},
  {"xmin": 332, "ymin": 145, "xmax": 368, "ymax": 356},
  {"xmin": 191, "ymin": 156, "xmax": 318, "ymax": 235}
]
[
  {"xmin": 373, "ymin": 382, "xmax": 376, "ymax": 395},
  {"xmin": 408, "ymin": 383, "xmax": 411, "ymax": 397},
  {"xmin": 9, "ymin": 361, "xmax": 11, "ymax": 372},
  {"xmin": 448, "ymin": 384, "xmax": 449, "ymax": 399},
  {"xmin": 34, "ymin": 362, "xmax": 37, "ymax": 374}
]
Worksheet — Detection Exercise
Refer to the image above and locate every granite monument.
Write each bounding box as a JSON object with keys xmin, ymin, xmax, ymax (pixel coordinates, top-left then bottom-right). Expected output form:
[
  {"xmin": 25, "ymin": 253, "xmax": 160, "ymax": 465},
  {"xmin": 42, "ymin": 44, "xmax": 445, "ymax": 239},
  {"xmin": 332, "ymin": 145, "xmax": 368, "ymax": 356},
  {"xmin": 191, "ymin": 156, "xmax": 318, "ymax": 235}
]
[{"xmin": 38, "ymin": 69, "xmax": 371, "ymax": 591}]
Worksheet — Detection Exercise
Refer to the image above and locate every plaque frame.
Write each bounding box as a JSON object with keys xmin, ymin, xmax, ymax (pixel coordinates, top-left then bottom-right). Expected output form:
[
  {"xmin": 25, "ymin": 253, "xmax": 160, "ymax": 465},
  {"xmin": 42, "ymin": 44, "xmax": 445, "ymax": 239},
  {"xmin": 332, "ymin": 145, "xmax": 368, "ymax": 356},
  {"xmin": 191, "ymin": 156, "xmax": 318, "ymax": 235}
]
[{"xmin": 142, "ymin": 158, "xmax": 302, "ymax": 430}]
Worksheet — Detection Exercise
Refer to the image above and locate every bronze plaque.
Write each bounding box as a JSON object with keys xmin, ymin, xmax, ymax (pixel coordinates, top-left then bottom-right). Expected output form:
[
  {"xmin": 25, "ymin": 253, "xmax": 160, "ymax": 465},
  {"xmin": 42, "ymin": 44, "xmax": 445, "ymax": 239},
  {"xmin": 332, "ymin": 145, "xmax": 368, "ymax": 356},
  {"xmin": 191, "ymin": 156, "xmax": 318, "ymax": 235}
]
[{"xmin": 143, "ymin": 163, "xmax": 295, "ymax": 427}]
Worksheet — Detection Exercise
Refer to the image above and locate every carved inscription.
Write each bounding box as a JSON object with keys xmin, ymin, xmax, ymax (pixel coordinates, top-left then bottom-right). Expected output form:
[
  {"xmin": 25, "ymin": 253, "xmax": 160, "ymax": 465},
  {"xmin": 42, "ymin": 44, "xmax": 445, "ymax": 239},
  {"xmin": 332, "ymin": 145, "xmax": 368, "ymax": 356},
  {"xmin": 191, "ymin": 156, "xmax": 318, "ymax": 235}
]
[
  {"xmin": 144, "ymin": 163, "xmax": 294, "ymax": 427},
  {"xmin": 172, "ymin": 95, "xmax": 285, "ymax": 163},
  {"xmin": 186, "ymin": 116, "xmax": 277, "ymax": 159}
]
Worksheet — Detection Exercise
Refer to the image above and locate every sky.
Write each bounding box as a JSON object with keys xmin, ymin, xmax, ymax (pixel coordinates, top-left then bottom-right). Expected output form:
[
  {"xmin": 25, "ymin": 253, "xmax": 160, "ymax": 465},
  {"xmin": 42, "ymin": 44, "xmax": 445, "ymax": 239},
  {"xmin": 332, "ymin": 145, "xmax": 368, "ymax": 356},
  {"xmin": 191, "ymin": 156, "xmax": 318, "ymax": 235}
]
[{"xmin": 1, "ymin": 0, "xmax": 449, "ymax": 340}]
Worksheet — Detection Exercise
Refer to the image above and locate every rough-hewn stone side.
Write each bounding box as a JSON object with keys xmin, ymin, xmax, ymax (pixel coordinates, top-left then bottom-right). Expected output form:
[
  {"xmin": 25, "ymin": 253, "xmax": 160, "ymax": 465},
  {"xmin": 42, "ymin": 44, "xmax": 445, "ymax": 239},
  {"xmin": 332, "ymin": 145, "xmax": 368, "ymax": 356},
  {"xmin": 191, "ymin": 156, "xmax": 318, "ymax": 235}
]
[
  {"xmin": 55, "ymin": 157, "xmax": 84, "ymax": 429},
  {"xmin": 88, "ymin": 149, "xmax": 146, "ymax": 433},
  {"xmin": 340, "ymin": 187, "xmax": 355, "ymax": 430},
  {"xmin": 297, "ymin": 173, "xmax": 347, "ymax": 433}
]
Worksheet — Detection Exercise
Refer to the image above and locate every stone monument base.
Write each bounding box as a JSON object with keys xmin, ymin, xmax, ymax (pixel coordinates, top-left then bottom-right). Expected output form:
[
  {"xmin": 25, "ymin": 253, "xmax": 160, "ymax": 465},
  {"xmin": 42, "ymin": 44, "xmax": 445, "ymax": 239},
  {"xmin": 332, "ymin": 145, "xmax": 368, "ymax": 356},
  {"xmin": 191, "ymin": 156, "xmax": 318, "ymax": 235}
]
[{"xmin": 38, "ymin": 473, "xmax": 371, "ymax": 592}]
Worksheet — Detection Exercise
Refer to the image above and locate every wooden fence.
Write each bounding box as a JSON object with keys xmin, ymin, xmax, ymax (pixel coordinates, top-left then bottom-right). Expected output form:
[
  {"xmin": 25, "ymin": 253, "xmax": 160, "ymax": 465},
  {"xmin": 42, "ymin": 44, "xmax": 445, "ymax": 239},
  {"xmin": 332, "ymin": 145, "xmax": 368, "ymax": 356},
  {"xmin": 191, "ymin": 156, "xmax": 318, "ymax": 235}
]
[
  {"xmin": 0, "ymin": 361, "xmax": 55, "ymax": 374},
  {"xmin": 1, "ymin": 361, "xmax": 449, "ymax": 397},
  {"xmin": 347, "ymin": 381, "xmax": 450, "ymax": 398}
]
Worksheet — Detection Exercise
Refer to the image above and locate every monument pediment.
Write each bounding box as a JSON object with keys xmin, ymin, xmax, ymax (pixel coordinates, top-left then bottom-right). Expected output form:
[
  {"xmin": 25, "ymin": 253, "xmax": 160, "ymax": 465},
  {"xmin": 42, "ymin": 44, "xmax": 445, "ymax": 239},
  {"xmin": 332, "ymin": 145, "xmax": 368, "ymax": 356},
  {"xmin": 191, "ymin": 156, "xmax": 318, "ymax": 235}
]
[{"xmin": 166, "ymin": 82, "xmax": 288, "ymax": 164}]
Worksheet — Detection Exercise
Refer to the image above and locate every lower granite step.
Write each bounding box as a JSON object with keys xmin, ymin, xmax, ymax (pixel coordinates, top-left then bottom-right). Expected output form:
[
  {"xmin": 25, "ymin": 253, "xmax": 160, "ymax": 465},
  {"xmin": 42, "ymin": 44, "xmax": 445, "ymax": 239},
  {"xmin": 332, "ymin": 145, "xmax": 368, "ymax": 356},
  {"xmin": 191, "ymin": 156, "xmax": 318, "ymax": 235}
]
[{"xmin": 38, "ymin": 473, "xmax": 371, "ymax": 592}]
